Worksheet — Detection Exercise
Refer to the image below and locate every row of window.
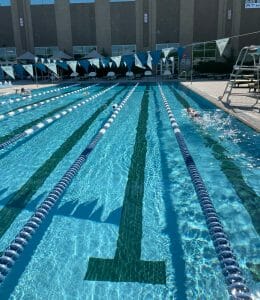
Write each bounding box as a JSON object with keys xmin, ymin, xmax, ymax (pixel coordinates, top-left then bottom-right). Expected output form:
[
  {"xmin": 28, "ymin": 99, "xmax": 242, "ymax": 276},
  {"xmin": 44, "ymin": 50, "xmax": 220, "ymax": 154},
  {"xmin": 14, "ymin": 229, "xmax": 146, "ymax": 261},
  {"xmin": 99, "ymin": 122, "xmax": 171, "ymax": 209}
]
[
  {"xmin": 0, "ymin": 0, "xmax": 135, "ymax": 5},
  {"xmin": 0, "ymin": 43, "xmax": 217, "ymax": 61}
]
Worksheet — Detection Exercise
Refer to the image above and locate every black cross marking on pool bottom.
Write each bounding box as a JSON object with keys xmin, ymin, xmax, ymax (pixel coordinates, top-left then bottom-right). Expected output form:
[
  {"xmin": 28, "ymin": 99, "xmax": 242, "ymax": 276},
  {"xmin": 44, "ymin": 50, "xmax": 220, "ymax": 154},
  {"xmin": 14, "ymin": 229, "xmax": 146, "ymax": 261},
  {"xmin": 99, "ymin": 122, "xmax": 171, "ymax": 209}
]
[{"xmin": 85, "ymin": 87, "xmax": 166, "ymax": 284}]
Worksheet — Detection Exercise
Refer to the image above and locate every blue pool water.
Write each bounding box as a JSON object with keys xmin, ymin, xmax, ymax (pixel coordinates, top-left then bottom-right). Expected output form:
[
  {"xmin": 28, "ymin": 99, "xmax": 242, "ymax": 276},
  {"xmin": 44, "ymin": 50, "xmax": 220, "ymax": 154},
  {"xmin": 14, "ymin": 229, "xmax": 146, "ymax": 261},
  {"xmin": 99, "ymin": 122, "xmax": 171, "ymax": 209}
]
[{"xmin": 0, "ymin": 82, "xmax": 259, "ymax": 299}]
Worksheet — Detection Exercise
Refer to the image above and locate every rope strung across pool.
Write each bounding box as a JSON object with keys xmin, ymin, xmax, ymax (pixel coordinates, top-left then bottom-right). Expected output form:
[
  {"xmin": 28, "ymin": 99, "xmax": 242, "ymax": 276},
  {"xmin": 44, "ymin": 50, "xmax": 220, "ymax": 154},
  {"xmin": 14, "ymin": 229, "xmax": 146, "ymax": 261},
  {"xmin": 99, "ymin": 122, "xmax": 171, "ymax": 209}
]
[
  {"xmin": 0, "ymin": 84, "xmax": 117, "ymax": 150},
  {"xmin": 0, "ymin": 83, "xmax": 79, "ymax": 106},
  {"xmin": 0, "ymin": 85, "xmax": 94, "ymax": 121},
  {"xmin": 0, "ymin": 83, "xmax": 138, "ymax": 286},
  {"xmin": 0, "ymin": 83, "xmax": 79, "ymax": 105},
  {"xmin": 158, "ymin": 83, "xmax": 251, "ymax": 300}
]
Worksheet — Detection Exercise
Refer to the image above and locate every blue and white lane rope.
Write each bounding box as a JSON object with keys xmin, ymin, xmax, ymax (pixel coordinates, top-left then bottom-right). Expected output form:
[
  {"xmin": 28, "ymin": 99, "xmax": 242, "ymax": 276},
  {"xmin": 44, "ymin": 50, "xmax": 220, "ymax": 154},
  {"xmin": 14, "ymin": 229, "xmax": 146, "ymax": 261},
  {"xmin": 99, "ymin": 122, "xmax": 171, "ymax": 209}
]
[
  {"xmin": 0, "ymin": 83, "xmax": 138, "ymax": 285},
  {"xmin": 0, "ymin": 85, "xmax": 95, "ymax": 121},
  {"xmin": 0, "ymin": 84, "xmax": 117, "ymax": 150},
  {"xmin": 0, "ymin": 84, "xmax": 79, "ymax": 106},
  {"xmin": 158, "ymin": 84, "xmax": 251, "ymax": 300}
]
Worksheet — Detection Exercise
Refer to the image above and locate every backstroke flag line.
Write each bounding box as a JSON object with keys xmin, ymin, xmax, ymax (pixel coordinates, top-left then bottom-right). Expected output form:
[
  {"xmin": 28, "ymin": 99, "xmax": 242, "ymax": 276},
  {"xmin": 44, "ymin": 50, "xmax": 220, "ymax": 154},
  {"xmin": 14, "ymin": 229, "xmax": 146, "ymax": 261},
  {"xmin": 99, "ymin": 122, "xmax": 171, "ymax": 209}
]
[
  {"xmin": 23, "ymin": 64, "xmax": 34, "ymax": 78},
  {"xmin": 45, "ymin": 63, "xmax": 58, "ymax": 76},
  {"xmin": 1, "ymin": 66, "xmax": 15, "ymax": 80},
  {"xmin": 216, "ymin": 38, "xmax": 229, "ymax": 56}
]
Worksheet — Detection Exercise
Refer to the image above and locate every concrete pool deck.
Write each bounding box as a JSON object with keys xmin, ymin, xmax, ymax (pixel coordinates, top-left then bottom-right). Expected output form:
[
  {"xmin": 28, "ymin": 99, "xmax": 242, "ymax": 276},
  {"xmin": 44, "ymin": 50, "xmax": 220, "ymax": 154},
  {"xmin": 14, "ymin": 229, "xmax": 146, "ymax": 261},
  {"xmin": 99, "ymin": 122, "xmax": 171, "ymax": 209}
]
[{"xmin": 181, "ymin": 80, "xmax": 260, "ymax": 132}]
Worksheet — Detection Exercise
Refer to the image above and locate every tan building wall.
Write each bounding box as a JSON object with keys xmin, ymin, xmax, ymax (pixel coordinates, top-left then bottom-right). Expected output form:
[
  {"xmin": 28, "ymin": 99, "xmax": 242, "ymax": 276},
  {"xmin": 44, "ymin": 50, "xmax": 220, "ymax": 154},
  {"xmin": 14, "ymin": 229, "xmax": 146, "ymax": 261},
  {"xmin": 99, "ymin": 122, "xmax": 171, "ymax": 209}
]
[
  {"xmin": 239, "ymin": 2, "xmax": 260, "ymax": 49},
  {"xmin": 156, "ymin": 0, "xmax": 180, "ymax": 45},
  {"xmin": 54, "ymin": 0, "xmax": 72, "ymax": 54},
  {"xmin": 70, "ymin": 3, "xmax": 96, "ymax": 46},
  {"xmin": 0, "ymin": 7, "xmax": 14, "ymax": 47},
  {"xmin": 0, "ymin": 0, "xmax": 259, "ymax": 57},
  {"xmin": 193, "ymin": 0, "xmax": 219, "ymax": 43},
  {"xmin": 31, "ymin": 5, "xmax": 57, "ymax": 47},
  {"xmin": 110, "ymin": 2, "xmax": 136, "ymax": 45}
]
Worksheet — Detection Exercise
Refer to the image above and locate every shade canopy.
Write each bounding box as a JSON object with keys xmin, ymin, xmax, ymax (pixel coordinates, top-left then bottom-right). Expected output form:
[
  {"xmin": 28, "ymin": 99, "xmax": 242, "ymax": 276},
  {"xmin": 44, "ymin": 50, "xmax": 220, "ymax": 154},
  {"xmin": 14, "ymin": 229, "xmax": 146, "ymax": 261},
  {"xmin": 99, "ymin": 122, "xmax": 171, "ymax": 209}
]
[
  {"xmin": 17, "ymin": 51, "xmax": 35, "ymax": 61},
  {"xmin": 83, "ymin": 50, "xmax": 104, "ymax": 59},
  {"xmin": 50, "ymin": 50, "xmax": 72, "ymax": 60}
]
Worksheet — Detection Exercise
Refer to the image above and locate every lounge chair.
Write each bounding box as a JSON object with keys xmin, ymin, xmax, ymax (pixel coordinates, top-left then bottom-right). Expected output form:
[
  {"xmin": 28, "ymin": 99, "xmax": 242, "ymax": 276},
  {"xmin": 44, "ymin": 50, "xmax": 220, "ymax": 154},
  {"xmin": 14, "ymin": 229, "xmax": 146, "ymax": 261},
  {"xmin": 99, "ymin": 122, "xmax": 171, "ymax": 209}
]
[
  {"xmin": 88, "ymin": 72, "xmax": 97, "ymax": 79},
  {"xmin": 106, "ymin": 71, "xmax": 116, "ymax": 80},
  {"xmin": 126, "ymin": 71, "xmax": 135, "ymax": 80},
  {"xmin": 144, "ymin": 70, "xmax": 152, "ymax": 77}
]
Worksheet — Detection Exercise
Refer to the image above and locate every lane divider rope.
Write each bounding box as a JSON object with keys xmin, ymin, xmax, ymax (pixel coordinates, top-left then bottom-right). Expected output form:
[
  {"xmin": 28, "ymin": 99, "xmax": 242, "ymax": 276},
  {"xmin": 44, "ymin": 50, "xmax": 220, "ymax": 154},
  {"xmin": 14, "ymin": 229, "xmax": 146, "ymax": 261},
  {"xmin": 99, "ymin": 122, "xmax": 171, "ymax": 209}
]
[
  {"xmin": 158, "ymin": 83, "xmax": 252, "ymax": 300},
  {"xmin": 0, "ymin": 84, "xmax": 117, "ymax": 150},
  {"xmin": 0, "ymin": 83, "xmax": 138, "ymax": 285},
  {"xmin": 0, "ymin": 85, "xmax": 96, "ymax": 121},
  {"xmin": 0, "ymin": 84, "xmax": 79, "ymax": 106}
]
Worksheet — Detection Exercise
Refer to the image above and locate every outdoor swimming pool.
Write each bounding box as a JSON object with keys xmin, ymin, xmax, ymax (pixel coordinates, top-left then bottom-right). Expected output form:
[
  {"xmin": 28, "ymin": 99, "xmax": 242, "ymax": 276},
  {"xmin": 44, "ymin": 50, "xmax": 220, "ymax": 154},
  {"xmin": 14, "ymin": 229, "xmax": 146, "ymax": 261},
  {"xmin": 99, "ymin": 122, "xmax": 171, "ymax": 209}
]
[{"xmin": 0, "ymin": 82, "xmax": 259, "ymax": 300}]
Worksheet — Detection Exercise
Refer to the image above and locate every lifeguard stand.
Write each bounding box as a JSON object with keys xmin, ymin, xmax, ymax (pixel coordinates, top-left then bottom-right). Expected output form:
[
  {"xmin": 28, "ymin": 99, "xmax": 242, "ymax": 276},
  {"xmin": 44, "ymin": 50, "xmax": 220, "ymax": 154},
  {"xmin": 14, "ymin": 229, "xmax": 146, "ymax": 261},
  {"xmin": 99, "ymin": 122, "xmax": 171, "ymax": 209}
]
[{"xmin": 220, "ymin": 45, "xmax": 260, "ymax": 103}]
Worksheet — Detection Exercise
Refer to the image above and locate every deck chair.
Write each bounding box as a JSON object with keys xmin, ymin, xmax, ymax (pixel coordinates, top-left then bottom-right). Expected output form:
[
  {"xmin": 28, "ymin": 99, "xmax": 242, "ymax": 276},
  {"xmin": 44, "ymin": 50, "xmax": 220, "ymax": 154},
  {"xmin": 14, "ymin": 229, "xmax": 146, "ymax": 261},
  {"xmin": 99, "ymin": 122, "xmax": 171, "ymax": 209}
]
[
  {"xmin": 88, "ymin": 72, "xmax": 97, "ymax": 79},
  {"xmin": 144, "ymin": 70, "xmax": 152, "ymax": 77},
  {"xmin": 106, "ymin": 71, "xmax": 116, "ymax": 80},
  {"xmin": 126, "ymin": 71, "xmax": 134, "ymax": 80}
]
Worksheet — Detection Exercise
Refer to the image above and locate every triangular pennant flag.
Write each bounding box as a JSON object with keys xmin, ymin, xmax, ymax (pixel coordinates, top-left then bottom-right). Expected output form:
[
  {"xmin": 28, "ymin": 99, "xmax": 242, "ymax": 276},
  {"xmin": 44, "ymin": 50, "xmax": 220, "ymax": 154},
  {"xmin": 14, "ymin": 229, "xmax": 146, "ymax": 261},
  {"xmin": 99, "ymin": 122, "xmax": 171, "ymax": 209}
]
[
  {"xmin": 14, "ymin": 64, "xmax": 26, "ymax": 79},
  {"xmin": 45, "ymin": 63, "xmax": 58, "ymax": 76},
  {"xmin": 36, "ymin": 63, "xmax": 47, "ymax": 72},
  {"xmin": 34, "ymin": 57, "xmax": 38, "ymax": 63},
  {"xmin": 67, "ymin": 60, "xmax": 78, "ymax": 73},
  {"xmin": 177, "ymin": 47, "xmax": 185, "ymax": 60},
  {"xmin": 134, "ymin": 54, "xmax": 145, "ymax": 69},
  {"xmin": 56, "ymin": 61, "xmax": 68, "ymax": 70},
  {"xmin": 89, "ymin": 58, "xmax": 100, "ymax": 69},
  {"xmin": 147, "ymin": 52, "xmax": 152, "ymax": 70},
  {"xmin": 79, "ymin": 60, "xmax": 90, "ymax": 73},
  {"xmin": 111, "ymin": 56, "xmax": 122, "ymax": 68},
  {"xmin": 163, "ymin": 47, "xmax": 173, "ymax": 58},
  {"xmin": 216, "ymin": 38, "xmax": 229, "ymax": 56},
  {"xmin": 109, "ymin": 62, "xmax": 113, "ymax": 68},
  {"xmin": 150, "ymin": 50, "xmax": 162, "ymax": 65},
  {"xmin": 23, "ymin": 64, "xmax": 34, "ymax": 78},
  {"xmin": 41, "ymin": 58, "xmax": 45, "ymax": 64},
  {"xmin": 1, "ymin": 65, "xmax": 15, "ymax": 79},
  {"xmin": 162, "ymin": 58, "xmax": 166, "ymax": 64},
  {"xmin": 47, "ymin": 58, "xmax": 51, "ymax": 63}
]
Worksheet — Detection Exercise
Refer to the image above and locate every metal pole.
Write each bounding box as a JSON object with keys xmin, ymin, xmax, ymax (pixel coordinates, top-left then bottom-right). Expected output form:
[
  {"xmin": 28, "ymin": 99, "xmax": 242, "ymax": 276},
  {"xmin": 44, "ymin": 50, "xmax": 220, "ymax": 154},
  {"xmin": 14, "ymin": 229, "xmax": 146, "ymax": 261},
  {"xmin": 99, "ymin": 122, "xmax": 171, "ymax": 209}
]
[
  {"xmin": 191, "ymin": 45, "xmax": 193, "ymax": 84},
  {"xmin": 35, "ymin": 64, "xmax": 38, "ymax": 88}
]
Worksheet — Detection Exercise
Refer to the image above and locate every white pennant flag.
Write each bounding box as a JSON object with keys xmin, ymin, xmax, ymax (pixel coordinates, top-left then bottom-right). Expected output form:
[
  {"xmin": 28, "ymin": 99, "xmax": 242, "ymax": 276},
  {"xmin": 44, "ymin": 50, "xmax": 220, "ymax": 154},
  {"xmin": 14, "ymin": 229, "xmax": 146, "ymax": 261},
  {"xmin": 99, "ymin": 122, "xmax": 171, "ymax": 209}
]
[
  {"xmin": 1, "ymin": 66, "xmax": 15, "ymax": 80},
  {"xmin": 134, "ymin": 54, "xmax": 145, "ymax": 69},
  {"xmin": 47, "ymin": 58, "xmax": 51, "ymax": 63},
  {"xmin": 23, "ymin": 64, "xmax": 34, "ymax": 78},
  {"xmin": 109, "ymin": 62, "xmax": 113, "ymax": 68},
  {"xmin": 162, "ymin": 58, "xmax": 166, "ymax": 64},
  {"xmin": 147, "ymin": 52, "xmax": 152, "ymax": 70},
  {"xmin": 89, "ymin": 58, "xmax": 100, "ymax": 69},
  {"xmin": 67, "ymin": 60, "xmax": 78, "ymax": 73},
  {"xmin": 45, "ymin": 63, "xmax": 58, "ymax": 76},
  {"xmin": 41, "ymin": 58, "xmax": 45, "ymax": 64},
  {"xmin": 216, "ymin": 38, "xmax": 229, "ymax": 56},
  {"xmin": 111, "ymin": 56, "xmax": 121, "ymax": 68},
  {"xmin": 163, "ymin": 47, "xmax": 173, "ymax": 58}
]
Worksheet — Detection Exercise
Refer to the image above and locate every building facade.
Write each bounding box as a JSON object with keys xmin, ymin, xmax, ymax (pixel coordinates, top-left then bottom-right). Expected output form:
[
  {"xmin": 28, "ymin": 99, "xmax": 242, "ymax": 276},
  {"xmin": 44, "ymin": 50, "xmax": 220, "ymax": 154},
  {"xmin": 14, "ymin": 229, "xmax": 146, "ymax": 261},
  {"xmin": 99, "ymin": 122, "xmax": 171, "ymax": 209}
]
[{"xmin": 0, "ymin": 0, "xmax": 259, "ymax": 61}]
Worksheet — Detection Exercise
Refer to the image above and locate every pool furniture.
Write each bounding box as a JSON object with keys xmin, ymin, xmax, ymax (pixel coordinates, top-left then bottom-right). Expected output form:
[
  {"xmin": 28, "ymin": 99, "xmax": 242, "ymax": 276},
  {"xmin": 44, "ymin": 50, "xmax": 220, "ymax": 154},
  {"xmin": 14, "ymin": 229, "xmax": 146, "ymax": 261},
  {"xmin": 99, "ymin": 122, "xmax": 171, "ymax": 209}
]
[{"xmin": 106, "ymin": 71, "xmax": 116, "ymax": 80}]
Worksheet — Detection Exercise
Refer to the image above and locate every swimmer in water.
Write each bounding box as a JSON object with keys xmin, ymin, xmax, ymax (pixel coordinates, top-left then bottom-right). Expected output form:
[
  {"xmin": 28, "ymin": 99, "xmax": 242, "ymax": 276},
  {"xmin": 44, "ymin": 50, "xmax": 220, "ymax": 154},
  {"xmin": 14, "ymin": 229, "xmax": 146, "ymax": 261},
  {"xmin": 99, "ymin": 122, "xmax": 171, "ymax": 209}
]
[{"xmin": 186, "ymin": 107, "xmax": 201, "ymax": 118}]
